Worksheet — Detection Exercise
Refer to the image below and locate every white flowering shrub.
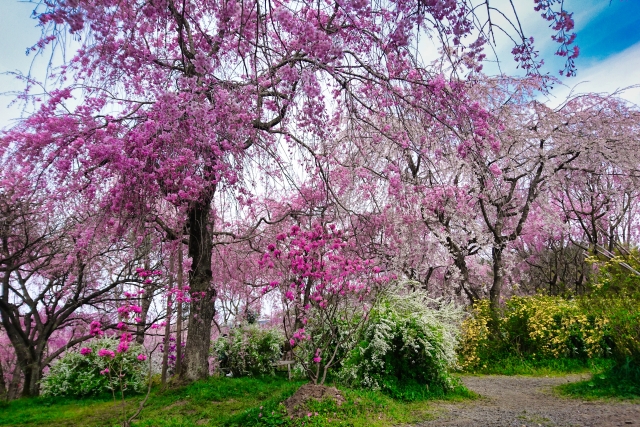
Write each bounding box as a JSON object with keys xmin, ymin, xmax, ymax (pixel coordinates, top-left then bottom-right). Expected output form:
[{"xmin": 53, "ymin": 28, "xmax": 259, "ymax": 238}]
[
  {"xmin": 41, "ymin": 338, "xmax": 147, "ymax": 397},
  {"xmin": 213, "ymin": 324, "xmax": 284, "ymax": 377},
  {"xmin": 337, "ymin": 289, "xmax": 463, "ymax": 398}
]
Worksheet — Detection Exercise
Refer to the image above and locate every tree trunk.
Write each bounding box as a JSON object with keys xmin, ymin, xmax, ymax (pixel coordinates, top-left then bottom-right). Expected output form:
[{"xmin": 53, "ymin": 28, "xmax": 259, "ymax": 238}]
[
  {"xmin": 1, "ymin": 319, "xmax": 43, "ymax": 398},
  {"xmin": 175, "ymin": 246, "xmax": 184, "ymax": 377},
  {"xmin": 7, "ymin": 364, "xmax": 21, "ymax": 401},
  {"xmin": 175, "ymin": 244, "xmax": 184, "ymax": 376},
  {"xmin": 454, "ymin": 252, "xmax": 479, "ymax": 303},
  {"xmin": 161, "ymin": 251, "xmax": 174, "ymax": 386},
  {"xmin": 444, "ymin": 236, "xmax": 480, "ymax": 303},
  {"xmin": 488, "ymin": 244, "xmax": 505, "ymax": 337},
  {"xmin": 489, "ymin": 245, "xmax": 504, "ymax": 312},
  {"xmin": 135, "ymin": 253, "xmax": 154, "ymax": 345},
  {"xmin": 182, "ymin": 199, "xmax": 216, "ymax": 381},
  {"xmin": 0, "ymin": 360, "xmax": 7, "ymax": 401},
  {"xmin": 21, "ymin": 356, "xmax": 42, "ymax": 397}
]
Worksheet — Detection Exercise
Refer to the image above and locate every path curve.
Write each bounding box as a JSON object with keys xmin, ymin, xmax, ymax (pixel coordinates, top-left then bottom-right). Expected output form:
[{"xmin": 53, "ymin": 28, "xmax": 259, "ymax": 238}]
[{"xmin": 416, "ymin": 375, "xmax": 640, "ymax": 427}]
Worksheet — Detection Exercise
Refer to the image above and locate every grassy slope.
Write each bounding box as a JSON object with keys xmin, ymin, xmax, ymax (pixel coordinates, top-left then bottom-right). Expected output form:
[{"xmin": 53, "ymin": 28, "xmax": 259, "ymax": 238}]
[{"xmin": 0, "ymin": 375, "xmax": 473, "ymax": 427}]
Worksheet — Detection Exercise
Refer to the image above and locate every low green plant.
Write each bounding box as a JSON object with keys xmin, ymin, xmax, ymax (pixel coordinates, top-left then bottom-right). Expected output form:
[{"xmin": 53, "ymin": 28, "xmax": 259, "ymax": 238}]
[
  {"xmin": 463, "ymin": 355, "xmax": 613, "ymax": 376},
  {"xmin": 557, "ymin": 361, "xmax": 640, "ymax": 400},
  {"xmin": 227, "ymin": 383, "xmax": 472, "ymax": 427},
  {"xmin": 337, "ymin": 290, "xmax": 464, "ymax": 400},
  {"xmin": 40, "ymin": 338, "xmax": 147, "ymax": 397},
  {"xmin": 213, "ymin": 324, "xmax": 285, "ymax": 377}
]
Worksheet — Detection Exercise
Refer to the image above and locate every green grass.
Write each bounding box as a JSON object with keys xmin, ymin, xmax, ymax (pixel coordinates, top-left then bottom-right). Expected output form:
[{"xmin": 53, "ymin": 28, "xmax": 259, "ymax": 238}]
[
  {"xmin": 0, "ymin": 374, "xmax": 473, "ymax": 427},
  {"xmin": 461, "ymin": 356, "xmax": 614, "ymax": 376},
  {"xmin": 556, "ymin": 363, "xmax": 640, "ymax": 400}
]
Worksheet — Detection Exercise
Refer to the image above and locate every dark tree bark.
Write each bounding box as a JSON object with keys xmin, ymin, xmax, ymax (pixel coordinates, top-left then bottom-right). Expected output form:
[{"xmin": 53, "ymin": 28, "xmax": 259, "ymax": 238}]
[
  {"xmin": 181, "ymin": 198, "xmax": 215, "ymax": 381},
  {"xmin": 161, "ymin": 251, "xmax": 174, "ymax": 385},
  {"xmin": 0, "ymin": 358, "xmax": 6, "ymax": 401},
  {"xmin": 489, "ymin": 245, "xmax": 504, "ymax": 313},
  {"xmin": 7, "ymin": 364, "xmax": 21, "ymax": 401},
  {"xmin": 175, "ymin": 245, "xmax": 184, "ymax": 377}
]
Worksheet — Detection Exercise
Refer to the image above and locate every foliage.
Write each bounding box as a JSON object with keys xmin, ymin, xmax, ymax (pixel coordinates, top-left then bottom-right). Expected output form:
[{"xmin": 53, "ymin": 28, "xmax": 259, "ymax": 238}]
[
  {"xmin": 459, "ymin": 289, "xmax": 640, "ymax": 377},
  {"xmin": 1, "ymin": 0, "xmax": 638, "ymax": 397},
  {"xmin": 337, "ymin": 290, "xmax": 463, "ymax": 399},
  {"xmin": 557, "ymin": 362, "xmax": 640, "ymax": 400},
  {"xmin": 213, "ymin": 324, "xmax": 284, "ymax": 377},
  {"xmin": 587, "ymin": 251, "xmax": 640, "ymax": 296},
  {"xmin": 580, "ymin": 295, "xmax": 640, "ymax": 369},
  {"xmin": 230, "ymin": 384, "xmax": 472, "ymax": 427},
  {"xmin": 461, "ymin": 355, "xmax": 612, "ymax": 376},
  {"xmin": 458, "ymin": 296, "xmax": 611, "ymax": 371},
  {"xmin": 0, "ymin": 0, "xmax": 595, "ymax": 383},
  {"xmin": 40, "ymin": 338, "xmax": 147, "ymax": 397},
  {"xmin": 261, "ymin": 222, "xmax": 384, "ymax": 385}
]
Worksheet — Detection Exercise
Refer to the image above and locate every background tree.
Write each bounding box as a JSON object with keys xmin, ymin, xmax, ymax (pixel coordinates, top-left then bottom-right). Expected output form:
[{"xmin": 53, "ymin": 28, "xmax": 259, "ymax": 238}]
[{"xmin": 0, "ymin": 178, "xmax": 153, "ymax": 396}]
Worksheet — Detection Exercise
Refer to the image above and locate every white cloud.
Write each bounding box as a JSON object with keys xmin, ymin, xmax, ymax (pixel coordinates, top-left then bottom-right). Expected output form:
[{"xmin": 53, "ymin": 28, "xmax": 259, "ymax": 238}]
[
  {"xmin": 544, "ymin": 41, "xmax": 640, "ymax": 107},
  {"xmin": 479, "ymin": 0, "xmax": 606, "ymax": 78}
]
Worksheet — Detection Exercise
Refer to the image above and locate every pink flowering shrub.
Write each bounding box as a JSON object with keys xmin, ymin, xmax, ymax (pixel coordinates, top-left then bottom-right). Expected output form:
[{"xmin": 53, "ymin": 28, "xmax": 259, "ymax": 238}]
[
  {"xmin": 40, "ymin": 338, "xmax": 147, "ymax": 397},
  {"xmin": 261, "ymin": 222, "xmax": 389, "ymax": 384}
]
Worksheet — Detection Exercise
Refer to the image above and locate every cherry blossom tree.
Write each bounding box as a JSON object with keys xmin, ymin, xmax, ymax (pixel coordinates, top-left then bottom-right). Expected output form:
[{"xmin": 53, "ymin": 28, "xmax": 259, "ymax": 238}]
[
  {"xmin": 337, "ymin": 75, "xmax": 640, "ymax": 313},
  {"xmin": 0, "ymin": 177, "xmax": 156, "ymax": 396}
]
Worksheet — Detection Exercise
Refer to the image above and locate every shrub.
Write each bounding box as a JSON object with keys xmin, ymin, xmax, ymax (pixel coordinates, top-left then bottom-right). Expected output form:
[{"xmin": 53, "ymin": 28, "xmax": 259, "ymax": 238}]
[
  {"xmin": 586, "ymin": 251, "xmax": 640, "ymax": 369},
  {"xmin": 582, "ymin": 296, "xmax": 640, "ymax": 369},
  {"xmin": 40, "ymin": 338, "xmax": 147, "ymax": 397},
  {"xmin": 458, "ymin": 296, "xmax": 611, "ymax": 370},
  {"xmin": 586, "ymin": 251, "xmax": 640, "ymax": 296},
  {"xmin": 213, "ymin": 324, "xmax": 284, "ymax": 377},
  {"xmin": 337, "ymin": 290, "xmax": 463, "ymax": 399}
]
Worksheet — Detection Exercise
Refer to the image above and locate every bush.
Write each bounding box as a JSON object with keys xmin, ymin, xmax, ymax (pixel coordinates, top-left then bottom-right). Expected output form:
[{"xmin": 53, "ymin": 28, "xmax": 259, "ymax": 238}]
[
  {"xmin": 458, "ymin": 296, "xmax": 611, "ymax": 371},
  {"xmin": 337, "ymin": 290, "xmax": 463, "ymax": 399},
  {"xmin": 586, "ymin": 252, "xmax": 640, "ymax": 370},
  {"xmin": 558, "ymin": 361, "xmax": 640, "ymax": 399},
  {"xmin": 586, "ymin": 251, "xmax": 640, "ymax": 296},
  {"xmin": 458, "ymin": 291, "xmax": 640, "ymax": 375},
  {"xmin": 583, "ymin": 295, "xmax": 640, "ymax": 369},
  {"xmin": 40, "ymin": 338, "xmax": 147, "ymax": 397},
  {"xmin": 213, "ymin": 324, "xmax": 284, "ymax": 377}
]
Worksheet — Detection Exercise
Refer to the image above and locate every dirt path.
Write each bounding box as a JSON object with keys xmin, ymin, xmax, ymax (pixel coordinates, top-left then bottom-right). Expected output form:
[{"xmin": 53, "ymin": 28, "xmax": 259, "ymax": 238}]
[{"xmin": 416, "ymin": 375, "xmax": 640, "ymax": 427}]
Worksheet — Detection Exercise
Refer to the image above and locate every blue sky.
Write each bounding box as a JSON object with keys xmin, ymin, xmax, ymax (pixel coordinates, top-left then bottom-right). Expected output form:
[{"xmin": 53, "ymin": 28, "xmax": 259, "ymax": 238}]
[
  {"xmin": 1, "ymin": 0, "xmax": 639, "ymax": 128},
  {"xmin": 577, "ymin": 0, "xmax": 640, "ymax": 63}
]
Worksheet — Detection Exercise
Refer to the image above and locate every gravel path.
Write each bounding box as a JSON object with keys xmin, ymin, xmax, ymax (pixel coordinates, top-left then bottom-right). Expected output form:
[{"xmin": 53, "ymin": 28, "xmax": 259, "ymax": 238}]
[{"xmin": 416, "ymin": 375, "xmax": 640, "ymax": 427}]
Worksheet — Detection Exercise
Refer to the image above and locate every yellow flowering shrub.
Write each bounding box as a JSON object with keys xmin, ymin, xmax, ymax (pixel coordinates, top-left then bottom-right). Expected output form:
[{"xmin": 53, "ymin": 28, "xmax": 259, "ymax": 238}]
[
  {"xmin": 586, "ymin": 251, "xmax": 640, "ymax": 368},
  {"xmin": 459, "ymin": 252, "xmax": 640, "ymax": 371},
  {"xmin": 459, "ymin": 295, "xmax": 611, "ymax": 370},
  {"xmin": 583, "ymin": 296, "xmax": 640, "ymax": 367},
  {"xmin": 586, "ymin": 251, "xmax": 640, "ymax": 296},
  {"xmin": 458, "ymin": 299, "xmax": 492, "ymax": 370}
]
